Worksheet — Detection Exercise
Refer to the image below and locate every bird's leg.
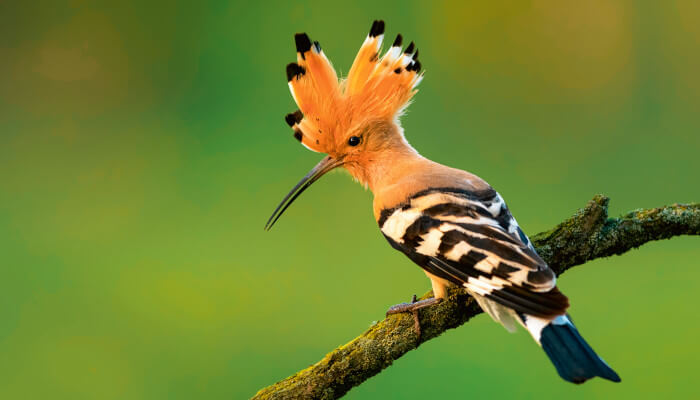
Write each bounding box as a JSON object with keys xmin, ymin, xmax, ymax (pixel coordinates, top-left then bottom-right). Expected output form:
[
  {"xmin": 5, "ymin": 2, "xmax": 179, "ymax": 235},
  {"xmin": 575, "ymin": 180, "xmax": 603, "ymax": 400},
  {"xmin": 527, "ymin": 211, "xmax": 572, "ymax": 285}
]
[{"xmin": 386, "ymin": 295, "xmax": 442, "ymax": 341}]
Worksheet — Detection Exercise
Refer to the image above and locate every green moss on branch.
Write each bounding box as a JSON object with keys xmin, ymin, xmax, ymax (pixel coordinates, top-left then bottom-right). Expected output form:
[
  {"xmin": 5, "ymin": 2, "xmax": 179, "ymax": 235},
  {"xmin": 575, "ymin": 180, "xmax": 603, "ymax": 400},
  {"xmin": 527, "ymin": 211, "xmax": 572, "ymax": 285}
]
[{"xmin": 253, "ymin": 196, "xmax": 699, "ymax": 400}]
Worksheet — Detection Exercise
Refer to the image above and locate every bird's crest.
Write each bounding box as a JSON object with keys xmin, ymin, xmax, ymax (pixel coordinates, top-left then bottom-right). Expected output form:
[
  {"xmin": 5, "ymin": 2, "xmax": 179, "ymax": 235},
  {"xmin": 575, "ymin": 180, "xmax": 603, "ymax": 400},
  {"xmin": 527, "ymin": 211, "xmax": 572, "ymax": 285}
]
[{"xmin": 284, "ymin": 20, "xmax": 423, "ymax": 154}]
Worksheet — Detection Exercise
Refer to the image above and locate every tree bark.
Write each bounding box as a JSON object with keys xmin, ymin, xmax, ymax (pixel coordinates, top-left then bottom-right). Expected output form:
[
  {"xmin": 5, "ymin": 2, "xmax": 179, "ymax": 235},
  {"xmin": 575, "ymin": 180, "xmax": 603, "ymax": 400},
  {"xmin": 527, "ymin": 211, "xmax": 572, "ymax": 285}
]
[{"xmin": 252, "ymin": 195, "xmax": 699, "ymax": 400}]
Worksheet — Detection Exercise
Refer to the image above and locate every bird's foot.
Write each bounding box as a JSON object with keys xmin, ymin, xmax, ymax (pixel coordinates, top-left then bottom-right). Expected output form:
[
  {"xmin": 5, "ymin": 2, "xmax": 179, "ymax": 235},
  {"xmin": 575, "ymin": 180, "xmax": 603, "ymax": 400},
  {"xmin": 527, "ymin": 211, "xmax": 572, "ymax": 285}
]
[{"xmin": 386, "ymin": 295, "xmax": 442, "ymax": 342}]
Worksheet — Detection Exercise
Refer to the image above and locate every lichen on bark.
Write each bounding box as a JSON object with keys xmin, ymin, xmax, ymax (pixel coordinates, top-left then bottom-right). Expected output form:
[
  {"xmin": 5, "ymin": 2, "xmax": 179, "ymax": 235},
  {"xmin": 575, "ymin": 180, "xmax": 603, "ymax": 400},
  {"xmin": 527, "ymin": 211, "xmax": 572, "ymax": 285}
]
[{"xmin": 252, "ymin": 196, "xmax": 699, "ymax": 400}]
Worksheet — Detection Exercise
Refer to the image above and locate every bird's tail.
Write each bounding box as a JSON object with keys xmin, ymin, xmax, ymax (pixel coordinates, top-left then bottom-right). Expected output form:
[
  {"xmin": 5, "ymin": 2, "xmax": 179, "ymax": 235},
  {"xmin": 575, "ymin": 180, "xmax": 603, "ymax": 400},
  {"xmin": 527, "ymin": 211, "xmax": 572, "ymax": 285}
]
[{"xmin": 521, "ymin": 313, "xmax": 621, "ymax": 384}]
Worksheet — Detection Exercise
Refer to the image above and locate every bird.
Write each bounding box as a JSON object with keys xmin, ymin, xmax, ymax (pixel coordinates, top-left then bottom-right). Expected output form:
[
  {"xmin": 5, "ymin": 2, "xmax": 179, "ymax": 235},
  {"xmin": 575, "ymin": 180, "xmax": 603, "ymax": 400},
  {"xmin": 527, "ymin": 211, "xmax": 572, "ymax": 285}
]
[{"xmin": 265, "ymin": 20, "xmax": 620, "ymax": 384}]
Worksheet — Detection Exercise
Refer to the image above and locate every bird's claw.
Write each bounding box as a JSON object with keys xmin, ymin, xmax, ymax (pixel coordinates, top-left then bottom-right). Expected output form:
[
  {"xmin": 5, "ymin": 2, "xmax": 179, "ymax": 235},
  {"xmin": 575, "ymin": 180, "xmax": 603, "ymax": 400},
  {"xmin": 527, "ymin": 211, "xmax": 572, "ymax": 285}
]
[
  {"xmin": 386, "ymin": 294, "xmax": 420, "ymax": 316},
  {"xmin": 385, "ymin": 295, "xmax": 442, "ymax": 343}
]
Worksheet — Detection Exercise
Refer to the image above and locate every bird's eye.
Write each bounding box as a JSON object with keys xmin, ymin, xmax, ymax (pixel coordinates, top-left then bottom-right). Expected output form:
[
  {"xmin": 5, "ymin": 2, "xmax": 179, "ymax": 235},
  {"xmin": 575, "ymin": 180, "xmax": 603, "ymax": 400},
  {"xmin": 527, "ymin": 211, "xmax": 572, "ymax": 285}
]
[{"xmin": 348, "ymin": 136, "xmax": 361, "ymax": 146}]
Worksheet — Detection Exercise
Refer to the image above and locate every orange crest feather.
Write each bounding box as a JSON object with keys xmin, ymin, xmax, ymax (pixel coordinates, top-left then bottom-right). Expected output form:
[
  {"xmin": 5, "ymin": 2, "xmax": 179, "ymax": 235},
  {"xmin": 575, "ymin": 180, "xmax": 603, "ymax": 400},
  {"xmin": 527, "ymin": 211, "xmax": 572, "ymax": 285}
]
[{"xmin": 284, "ymin": 20, "xmax": 423, "ymax": 155}]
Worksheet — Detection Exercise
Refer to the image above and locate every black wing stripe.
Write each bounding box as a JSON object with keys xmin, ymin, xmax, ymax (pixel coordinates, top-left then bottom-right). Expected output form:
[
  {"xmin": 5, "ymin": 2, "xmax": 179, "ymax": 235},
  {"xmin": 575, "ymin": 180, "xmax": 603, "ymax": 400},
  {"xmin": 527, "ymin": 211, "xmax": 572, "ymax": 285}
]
[
  {"xmin": 423, "ymin": 202, "xmax": 478, "ymax": 218},
  {"xmin": 429, "ymin": 255, "xmax": 482, "ymax": 282},
  {"xmin": 485, "ymin": 290, "xmax": 563, "ymax": 318},
  {"xmin": 401, "ymin": 215, "xmax": 443, "ymax": 248},
  {"xmin": 459, "ymin": 250, "xmax": 488, "ymax": 266},
  {"xmin": 409, "ymin": 187, "xmax": 498, "ymax": 203},
  {"xmin": 440, "ymin": 229, "xmax": 535, "ymax": 267},
  {"xmin": 493, "ymin": 261, "xmax": 519, "ymax": 275},
  {"xmin": 498, "ymin": 285, "xmax": 568, "ymax": 312},
  {"xmin": 455, "ymin": 222, "xmax": 521, "ymax": 245}
]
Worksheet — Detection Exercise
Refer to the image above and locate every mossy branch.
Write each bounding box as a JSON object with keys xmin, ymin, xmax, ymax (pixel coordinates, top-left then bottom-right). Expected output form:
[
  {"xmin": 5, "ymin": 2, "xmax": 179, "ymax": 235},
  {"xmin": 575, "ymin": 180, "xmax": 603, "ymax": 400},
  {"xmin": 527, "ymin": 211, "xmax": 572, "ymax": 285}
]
[{"xmin": 252, "ymin": 195, "xmax": 699, "ymax": 400}]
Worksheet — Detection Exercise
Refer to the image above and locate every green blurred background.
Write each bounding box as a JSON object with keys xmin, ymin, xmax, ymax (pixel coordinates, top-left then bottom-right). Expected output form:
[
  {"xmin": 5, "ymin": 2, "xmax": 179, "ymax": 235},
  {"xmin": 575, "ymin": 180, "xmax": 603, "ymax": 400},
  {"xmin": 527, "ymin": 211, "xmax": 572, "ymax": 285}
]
[{"xmin": 1, "ymin": 1, "xmax": 699, "ymax": 399}]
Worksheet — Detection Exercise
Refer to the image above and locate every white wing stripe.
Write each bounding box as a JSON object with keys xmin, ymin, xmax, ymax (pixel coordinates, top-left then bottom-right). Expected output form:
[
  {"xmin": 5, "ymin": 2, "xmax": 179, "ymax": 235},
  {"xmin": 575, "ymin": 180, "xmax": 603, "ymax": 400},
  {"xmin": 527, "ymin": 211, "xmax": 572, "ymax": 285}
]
[
  {"xmin": 381, "ymin": 208, "xmax": 422, "ymax": 243},
  {"xmin": 442, "ymin": 241, "xmax": 473, "ymax": 262},
  {"xmin": 414, "ymin": 229, "xmax": 444, "ymax": 256}
]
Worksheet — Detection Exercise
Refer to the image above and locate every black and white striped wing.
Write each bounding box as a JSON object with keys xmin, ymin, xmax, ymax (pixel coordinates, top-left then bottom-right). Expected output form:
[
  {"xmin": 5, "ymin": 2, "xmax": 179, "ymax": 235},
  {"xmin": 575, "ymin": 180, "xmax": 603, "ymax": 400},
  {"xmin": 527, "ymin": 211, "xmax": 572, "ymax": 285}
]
[{"xmin": 379, "ymin": 187, "xmax": 569, "ymax": 318}]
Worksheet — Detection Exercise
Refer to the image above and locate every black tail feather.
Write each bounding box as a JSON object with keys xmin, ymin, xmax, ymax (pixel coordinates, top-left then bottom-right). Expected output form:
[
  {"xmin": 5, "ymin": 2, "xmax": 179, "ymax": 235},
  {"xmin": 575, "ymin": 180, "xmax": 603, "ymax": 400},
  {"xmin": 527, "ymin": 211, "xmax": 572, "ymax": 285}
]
[{"xmin": 540, "ymin": 318, "xmax": 621, "ymax": 384}]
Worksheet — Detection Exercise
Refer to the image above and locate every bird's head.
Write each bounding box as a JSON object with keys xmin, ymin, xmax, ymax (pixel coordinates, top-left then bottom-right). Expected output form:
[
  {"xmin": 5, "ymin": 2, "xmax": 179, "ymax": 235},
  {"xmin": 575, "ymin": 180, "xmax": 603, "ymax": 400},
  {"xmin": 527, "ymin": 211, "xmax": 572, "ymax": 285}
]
[{"xmin": 266, "ymin": 20, "xmax": 424, "ymax": 230}]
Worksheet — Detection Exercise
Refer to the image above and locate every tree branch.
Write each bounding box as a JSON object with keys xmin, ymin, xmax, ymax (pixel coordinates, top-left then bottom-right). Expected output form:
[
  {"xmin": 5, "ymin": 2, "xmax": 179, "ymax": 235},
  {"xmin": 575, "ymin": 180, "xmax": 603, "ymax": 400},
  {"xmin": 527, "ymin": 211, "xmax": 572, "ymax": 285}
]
[{"xmin": 252, "ymin": 195, "xmax": 699, "ymax": 400}]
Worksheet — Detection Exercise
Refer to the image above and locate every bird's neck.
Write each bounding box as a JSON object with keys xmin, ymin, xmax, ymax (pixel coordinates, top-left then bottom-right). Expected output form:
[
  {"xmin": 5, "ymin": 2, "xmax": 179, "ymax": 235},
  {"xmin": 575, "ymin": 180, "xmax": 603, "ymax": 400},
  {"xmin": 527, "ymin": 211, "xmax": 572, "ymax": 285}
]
[
  {"xmin": 365, "ymin": 141, "xmax": 492, "ymax": 221},
  {"xmin": 365, "ymin": 141, "xmax": 427, "ymax": 194}
]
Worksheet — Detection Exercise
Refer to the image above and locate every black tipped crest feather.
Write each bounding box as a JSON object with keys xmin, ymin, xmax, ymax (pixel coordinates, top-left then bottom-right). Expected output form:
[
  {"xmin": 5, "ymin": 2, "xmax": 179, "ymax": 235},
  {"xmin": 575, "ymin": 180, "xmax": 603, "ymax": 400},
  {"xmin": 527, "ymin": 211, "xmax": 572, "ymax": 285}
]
[
  {"xmin": 295, "ymin": 33, "xmax": 312, "ymax": 54},
  {"xmin": 286, "ymin": 63, "xmax": 305, "ymax": 81},
  {"xmin": 407, "ymin": 60, "xmax": 421, "ymax": 72},
  {"xmin": 369, "ymin": 20, "xmax": 385, "ymax": 37},
  {"xmin": 404, "ymin": 41, "xmax": 415, "ymax": 54},
  {"xmin": 392, "ymin": 34, "xmax": 403, "ymax": 47},
  {"xmin": 284, "ymin": 114, "xmax": 295, "ymax": 127},
  {"xmin": 285, "ymin": 110, "xmax": 303, "ymax": 127}
]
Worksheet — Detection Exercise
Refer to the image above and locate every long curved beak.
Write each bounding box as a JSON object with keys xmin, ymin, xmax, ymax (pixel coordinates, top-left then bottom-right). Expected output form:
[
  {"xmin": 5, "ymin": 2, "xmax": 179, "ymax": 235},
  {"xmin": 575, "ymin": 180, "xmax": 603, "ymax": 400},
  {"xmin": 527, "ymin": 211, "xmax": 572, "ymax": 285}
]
[{"xmin": 264, "ymin": 155, "xmax": 344, "ymax": 230}]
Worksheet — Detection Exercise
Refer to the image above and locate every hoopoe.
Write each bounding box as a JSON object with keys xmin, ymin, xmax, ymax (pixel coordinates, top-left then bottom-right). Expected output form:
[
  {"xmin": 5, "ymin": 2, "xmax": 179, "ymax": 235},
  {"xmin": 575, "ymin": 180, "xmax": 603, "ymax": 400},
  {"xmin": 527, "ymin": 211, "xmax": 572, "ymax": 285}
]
[{"xmin": 266, "ymin": 20, "xmax": 620, "ymax": 384}]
